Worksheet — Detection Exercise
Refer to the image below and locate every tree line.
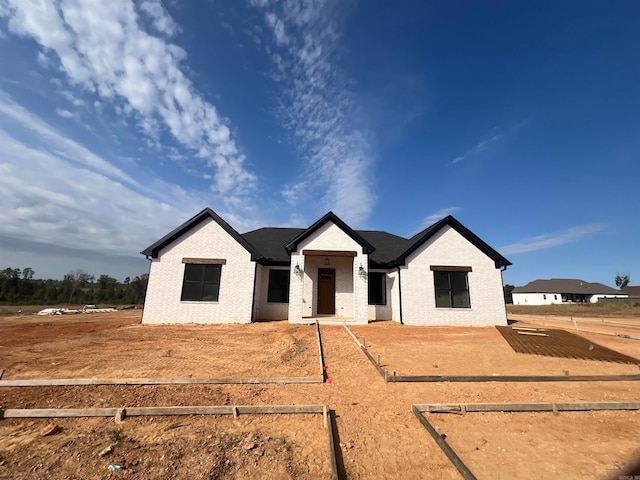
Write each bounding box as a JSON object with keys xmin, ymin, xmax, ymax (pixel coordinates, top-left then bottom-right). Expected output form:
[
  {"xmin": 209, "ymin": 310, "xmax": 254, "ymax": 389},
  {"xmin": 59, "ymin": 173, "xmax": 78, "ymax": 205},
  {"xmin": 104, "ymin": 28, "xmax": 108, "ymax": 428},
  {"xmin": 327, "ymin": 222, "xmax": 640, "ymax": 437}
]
[{"xmin": 0, "ymin": 267, "xmax": 148, "ymax": 306}]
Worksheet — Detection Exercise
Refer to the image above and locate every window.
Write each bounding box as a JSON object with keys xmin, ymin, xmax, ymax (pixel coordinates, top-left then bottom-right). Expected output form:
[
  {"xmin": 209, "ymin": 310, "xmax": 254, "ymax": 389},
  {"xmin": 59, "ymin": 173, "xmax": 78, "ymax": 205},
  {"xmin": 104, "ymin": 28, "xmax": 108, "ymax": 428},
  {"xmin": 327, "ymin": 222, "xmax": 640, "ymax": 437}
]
[
  {"xmin": 368, "ymin": 272, "xmax": 386, "ymax": 305},
  {"xmin": 181, "ymin": 264, "xmax": 221, "ymax": 301},
  {"xmin": 268, "ymin": 269, "xmax": 290, "ymax": 303},
  {"xmin": 434, "ymin": 271, "xmax": 470, "ymax": 308}
]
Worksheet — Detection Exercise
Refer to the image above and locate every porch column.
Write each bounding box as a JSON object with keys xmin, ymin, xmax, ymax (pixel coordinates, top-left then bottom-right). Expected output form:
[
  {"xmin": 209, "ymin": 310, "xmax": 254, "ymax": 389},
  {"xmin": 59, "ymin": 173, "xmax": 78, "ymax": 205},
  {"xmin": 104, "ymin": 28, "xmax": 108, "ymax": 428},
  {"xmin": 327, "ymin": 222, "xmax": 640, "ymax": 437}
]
[
  {"xmin": 353, "ymin": 253, "xmax": 369, "ymax": 324},
  {"xmin": 288, "ymin": 251, "xmax": 304, "ymax": 323}
]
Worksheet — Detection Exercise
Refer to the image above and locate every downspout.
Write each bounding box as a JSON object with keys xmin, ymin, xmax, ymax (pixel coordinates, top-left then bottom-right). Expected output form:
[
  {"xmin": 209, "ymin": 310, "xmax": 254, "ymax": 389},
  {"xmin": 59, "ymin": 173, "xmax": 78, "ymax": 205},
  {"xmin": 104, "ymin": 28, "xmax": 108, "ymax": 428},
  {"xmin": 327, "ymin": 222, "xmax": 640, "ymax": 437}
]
[
  {"xmin": 396, "ymin": 266, "xmax": 404, "ymax": 325},
  {"xmin": 139, "ymin": 254, "xmax": 153, "ymax": 324},
  {"xmin": 500, "ymin": 264, "xmax": 509, "ymax": 324},
  {"xmin": 249, "ymin": 260, "xmax": 259, "ymax": 323}
]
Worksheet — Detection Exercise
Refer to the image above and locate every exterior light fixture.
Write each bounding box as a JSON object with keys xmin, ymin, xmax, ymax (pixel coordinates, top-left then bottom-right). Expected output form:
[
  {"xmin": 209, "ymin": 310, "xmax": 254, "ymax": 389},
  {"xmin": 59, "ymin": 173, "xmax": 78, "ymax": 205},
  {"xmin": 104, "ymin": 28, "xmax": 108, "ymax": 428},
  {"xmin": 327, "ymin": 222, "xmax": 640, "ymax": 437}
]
[
  {"xmin": 324, "ymin": 257, "xmax": 330, "ymax": 266},
  {"xmin": 359, "ymin": 264, "xmax": 366, "ymax": 277},
  {"xmin": 294, "ymin": 263, "xmax": 301, "ymax": 274}
]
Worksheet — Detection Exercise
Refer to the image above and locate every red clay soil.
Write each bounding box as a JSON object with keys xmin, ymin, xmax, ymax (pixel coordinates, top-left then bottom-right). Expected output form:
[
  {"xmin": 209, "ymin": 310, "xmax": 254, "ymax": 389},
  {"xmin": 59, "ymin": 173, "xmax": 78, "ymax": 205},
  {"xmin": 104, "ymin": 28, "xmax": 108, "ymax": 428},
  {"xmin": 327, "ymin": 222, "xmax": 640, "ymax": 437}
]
[{"xmin": 1, "ymin": 312, "xmax": 640, "ymax": 479}]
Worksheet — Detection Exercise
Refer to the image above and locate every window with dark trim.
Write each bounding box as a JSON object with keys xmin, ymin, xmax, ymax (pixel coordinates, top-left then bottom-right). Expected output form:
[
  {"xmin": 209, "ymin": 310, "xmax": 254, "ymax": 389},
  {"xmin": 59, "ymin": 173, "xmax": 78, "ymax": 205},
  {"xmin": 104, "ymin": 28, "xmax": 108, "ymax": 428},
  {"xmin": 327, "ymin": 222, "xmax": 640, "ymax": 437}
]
[
  {"xmin": 434, "ymin": 270, "xmax": 470, "ymax": 308},
  {"xmin": 181, "ymin": 264, "xmax": 222, "ymax": 301},
  {"xmin": 368, "ymin": 272, "xmax": 386, "ymax": 305},
  {"xmin": 267, "ymin": 269, "xmax": 290, "ymax": 303}
]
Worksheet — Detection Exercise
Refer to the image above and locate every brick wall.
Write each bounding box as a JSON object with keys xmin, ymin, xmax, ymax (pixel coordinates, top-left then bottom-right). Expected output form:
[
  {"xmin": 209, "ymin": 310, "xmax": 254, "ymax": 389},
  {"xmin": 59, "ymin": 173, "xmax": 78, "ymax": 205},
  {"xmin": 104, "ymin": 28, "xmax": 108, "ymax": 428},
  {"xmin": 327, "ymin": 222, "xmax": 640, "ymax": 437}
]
[
  {"xmin": 142, "ymin": 218, "xmax": 256, "ymax": 324},
  {"xmin": 400, "ymin": 225, "xmax": 508, "ymax": 326}
]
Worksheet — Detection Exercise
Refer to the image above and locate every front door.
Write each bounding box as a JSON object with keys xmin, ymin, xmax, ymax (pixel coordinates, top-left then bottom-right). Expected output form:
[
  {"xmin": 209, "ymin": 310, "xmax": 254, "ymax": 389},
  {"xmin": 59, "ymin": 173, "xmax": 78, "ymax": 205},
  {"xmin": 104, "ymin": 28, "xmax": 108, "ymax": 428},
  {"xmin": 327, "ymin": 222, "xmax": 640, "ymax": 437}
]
[{"xmin": 317, "ymin": 268, "xmax": 335, "ymax": 315}]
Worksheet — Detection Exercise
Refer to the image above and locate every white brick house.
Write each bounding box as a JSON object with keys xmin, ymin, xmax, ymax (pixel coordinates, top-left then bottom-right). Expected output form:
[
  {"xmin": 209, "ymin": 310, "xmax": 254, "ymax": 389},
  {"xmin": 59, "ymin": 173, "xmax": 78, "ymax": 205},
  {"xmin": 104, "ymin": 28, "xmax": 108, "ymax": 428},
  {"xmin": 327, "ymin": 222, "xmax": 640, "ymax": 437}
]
[{"xmin": 141, "ymin": 209, "xmax": 511, "ymax": 326}]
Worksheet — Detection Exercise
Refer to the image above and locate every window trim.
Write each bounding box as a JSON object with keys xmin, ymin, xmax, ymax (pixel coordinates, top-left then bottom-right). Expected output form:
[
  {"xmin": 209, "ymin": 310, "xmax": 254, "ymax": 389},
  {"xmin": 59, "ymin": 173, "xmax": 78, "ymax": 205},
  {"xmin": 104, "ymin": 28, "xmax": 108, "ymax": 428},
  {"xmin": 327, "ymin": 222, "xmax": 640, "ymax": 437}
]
[
  {"xmin": 180, "ymin": 263, "xmax": 222, "ymax": 302},
  {"xmin": 433, "ymin": 269, "xmax": 471, "ymax": 309},
  {"xmin": 368, "ymin": 271, "xmax": 387, "ymax": 306},
  {"xmin": 267, "ymin": 269, "xmax": 290, "ymax": 303}
]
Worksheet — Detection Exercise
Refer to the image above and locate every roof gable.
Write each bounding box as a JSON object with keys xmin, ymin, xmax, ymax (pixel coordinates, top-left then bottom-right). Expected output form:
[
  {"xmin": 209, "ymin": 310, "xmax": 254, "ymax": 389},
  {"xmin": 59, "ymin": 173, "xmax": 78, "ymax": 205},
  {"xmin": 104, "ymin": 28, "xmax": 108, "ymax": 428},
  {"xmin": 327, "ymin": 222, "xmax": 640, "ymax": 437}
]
[
  {"xmin": 284, "ymin": 212, "xmax": 375, "ymax": 254},
  {"xmin": 141, "ymin": 208, "xmax": 262, "ymax": 260},
  {"xmin": 393, "ymin": 215, "xmax": 511, "ymax": 269}
]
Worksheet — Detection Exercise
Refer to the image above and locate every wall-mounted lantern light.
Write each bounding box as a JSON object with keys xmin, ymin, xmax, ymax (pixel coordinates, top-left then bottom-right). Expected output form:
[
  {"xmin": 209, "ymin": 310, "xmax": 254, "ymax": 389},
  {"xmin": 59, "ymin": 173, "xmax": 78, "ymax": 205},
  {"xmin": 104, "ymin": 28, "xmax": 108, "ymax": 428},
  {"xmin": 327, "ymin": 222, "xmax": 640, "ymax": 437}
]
[
  {"xmin": 294, "ymin": 263, "xmax": 302, "ymax": 276},
  {"xmin": 358, "ymin": 264, "xmax": 367, "ymax": 277},
  {"xmin": 324, "ymin": 257, "xmax": 330, "ymax": 266}
]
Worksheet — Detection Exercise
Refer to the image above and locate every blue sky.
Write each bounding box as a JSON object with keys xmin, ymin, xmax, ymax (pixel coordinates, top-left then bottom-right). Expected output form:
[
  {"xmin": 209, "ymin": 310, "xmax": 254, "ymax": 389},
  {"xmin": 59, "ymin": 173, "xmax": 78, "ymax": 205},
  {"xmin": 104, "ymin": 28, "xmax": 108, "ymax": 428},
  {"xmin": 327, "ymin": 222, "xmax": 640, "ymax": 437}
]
[{"xmin": 0, "ymin": 0, "xmax": 638, "ymax": 288}]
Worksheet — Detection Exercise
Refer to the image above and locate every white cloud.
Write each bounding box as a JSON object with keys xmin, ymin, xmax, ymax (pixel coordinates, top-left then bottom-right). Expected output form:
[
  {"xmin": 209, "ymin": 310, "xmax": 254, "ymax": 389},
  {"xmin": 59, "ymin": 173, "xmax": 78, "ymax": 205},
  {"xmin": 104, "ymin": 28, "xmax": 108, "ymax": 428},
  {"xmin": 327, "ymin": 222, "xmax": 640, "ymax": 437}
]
[
  {"xmin": 140, "ymin": 0, "xmax": 179, "ymax": 37},
  {"xmin": 252, "ymin": 0, "xmax": 374, "ymax": 226},
  {"xmin": 0, "ymin": 0, "xmax": 256, "ymax": 205},
  {"xmin": 0, "ymin": 92, "xmax": 138, "ymax": 186},
  {"xmin": 55, "ymin": 107, "xmax": 74, "ymax": 118},
  {"xmin": 448, "ymin": 132, "xmax": 504, "ymax": 166},
  {"xmin": 499, "ymin": 224, "xmax": 606, "ymax": 256},
  {"xmin": 418, "ymin": 207, "xmax": 461, "ymax": 231}
]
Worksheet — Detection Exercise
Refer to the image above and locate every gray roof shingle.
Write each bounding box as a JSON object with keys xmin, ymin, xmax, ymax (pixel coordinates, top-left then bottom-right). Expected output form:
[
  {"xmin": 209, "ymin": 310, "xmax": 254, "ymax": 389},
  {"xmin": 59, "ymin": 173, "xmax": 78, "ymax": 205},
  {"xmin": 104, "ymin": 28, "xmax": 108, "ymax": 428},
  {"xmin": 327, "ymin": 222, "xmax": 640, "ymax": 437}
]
[{"xmin": 512, "ymin": 279, "xmax": 620, "ymax": 295}]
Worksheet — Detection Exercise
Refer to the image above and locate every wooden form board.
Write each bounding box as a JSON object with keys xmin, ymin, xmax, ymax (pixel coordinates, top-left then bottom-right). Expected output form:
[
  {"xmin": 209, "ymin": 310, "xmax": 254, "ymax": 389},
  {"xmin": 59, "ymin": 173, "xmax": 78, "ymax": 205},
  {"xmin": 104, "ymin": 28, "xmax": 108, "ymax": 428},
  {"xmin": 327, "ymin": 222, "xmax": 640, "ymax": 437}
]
[
  {"xmin": 413, "ymin": 402, "xmax": 640, "ymax": 480},
  {"xmin": 0, "ymin": 376, "xmax": 323, "ymax": 387},
  {"xmin": 414, "ymin": 402, "xmax": 640, "ymax": 414},
  {"xmin": 316, "ymin": 321, "xmax": 327, "ymax": 382},
  {"xmin": 388, "ymin": 374, "xmax": 640, "ymax": 383}
]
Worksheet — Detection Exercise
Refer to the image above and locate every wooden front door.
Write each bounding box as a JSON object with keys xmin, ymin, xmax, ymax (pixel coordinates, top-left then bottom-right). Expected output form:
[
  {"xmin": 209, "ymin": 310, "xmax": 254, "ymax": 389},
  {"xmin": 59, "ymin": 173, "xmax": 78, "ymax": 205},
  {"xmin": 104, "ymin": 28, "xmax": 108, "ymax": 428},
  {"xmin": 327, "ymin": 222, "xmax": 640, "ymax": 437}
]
[{"xmin": 317, "ymin": 268, "xmax": 335, "ymax": 315}]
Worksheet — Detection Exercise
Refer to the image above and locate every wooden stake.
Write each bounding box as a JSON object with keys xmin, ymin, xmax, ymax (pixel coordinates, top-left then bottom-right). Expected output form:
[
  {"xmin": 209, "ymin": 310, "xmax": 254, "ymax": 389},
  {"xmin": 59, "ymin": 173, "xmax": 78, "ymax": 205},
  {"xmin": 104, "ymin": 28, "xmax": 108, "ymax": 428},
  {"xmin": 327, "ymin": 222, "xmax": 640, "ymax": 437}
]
[{"xmin": 114, "ymin": 408, "xmax": 126, "ymax": 423}]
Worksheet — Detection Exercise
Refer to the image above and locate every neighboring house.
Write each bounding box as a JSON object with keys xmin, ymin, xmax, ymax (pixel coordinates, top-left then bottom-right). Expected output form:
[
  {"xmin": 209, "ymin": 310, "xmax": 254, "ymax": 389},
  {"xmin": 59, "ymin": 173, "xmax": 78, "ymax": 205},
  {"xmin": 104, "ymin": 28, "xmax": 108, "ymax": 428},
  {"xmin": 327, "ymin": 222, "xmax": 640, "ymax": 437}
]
[
  {"xmin": 622, "ymin": 286, "xmax": 640, "ymax": 298},
  {"xmin": 512, "ymin": 279, "xmax": 628, "ymax": 305},
  {"xmin": 141, "ymin": 208, "xmax": 511, "ymax": 326}
]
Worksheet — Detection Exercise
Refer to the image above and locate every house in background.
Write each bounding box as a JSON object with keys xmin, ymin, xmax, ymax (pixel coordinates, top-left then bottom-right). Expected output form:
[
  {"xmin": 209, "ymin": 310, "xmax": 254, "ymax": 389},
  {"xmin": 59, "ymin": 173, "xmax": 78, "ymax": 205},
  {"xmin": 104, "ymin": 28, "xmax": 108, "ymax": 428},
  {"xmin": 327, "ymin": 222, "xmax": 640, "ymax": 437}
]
[
  {"xmin": 512, "ymin": 279, "xmax": 628, "ymax": 305},
  {"xmin": 141, "ymin": 208, "xmax": 511, "ymax": 326},
  {"xmin": 622, "ymin": 286, "xmax": 640, "ymax": 298}
]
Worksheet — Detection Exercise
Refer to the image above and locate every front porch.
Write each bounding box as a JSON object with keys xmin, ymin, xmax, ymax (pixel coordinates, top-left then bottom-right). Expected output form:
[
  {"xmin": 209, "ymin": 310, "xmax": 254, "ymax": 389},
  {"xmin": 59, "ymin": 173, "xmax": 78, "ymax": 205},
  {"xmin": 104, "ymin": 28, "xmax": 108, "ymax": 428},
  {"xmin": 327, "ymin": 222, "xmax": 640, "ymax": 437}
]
[{"xmin": 288, "ymin": 249, "xmax": 370, "ymax": 325}]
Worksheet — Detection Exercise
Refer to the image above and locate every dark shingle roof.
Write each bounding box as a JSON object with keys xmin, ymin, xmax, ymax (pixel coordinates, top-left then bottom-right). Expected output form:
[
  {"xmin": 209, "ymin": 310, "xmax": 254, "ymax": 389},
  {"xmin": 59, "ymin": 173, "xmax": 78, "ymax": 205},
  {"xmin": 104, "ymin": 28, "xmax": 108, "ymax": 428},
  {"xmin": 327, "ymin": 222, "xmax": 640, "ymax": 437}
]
[
  {"xmin": 622, "ymin": 286, "xmax": 640, "ymax": 296},
  {"xmin": 512, "ymin": 279, "xmax": 620, "ymax": 295},
  {"xmin": 142, "ymin": 208, "xmax": 511, "ymax": 270},
  {"xmin": 241, "ymin": 228, "xmax": 304, "ymax": 264}
]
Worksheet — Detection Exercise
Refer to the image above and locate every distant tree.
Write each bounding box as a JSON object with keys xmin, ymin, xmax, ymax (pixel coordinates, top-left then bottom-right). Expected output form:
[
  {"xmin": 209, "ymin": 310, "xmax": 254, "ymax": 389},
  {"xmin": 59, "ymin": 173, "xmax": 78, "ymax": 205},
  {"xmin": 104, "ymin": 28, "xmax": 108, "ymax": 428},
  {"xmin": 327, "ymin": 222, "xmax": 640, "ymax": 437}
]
[
  {"xmin": 615, "ymin": 273, "xmax": 630, "ymax": 290},
  {"xmin": 22, "ymin": 267, "xmax": 35, "ymax": 280},
  {"xmin": 503, "ymin": 284, "xmax": 515, "ymax": 304},
  {"xmin": 64, "ymin": 269, "xmax": 93, "ymax": 304}
]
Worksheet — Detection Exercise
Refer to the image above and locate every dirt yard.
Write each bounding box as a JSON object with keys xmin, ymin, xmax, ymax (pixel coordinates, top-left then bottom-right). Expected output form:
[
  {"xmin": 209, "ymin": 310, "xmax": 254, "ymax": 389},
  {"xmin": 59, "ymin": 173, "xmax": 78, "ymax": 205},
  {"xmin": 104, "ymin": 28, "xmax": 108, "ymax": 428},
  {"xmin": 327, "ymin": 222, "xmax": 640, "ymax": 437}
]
[
  {"xmin": 1, "ymin": 311, "xmax": 640, "ymax": 479},
  {"xmin": 351, "ymin": 323, "xmax": 640, "ymax": 376}
]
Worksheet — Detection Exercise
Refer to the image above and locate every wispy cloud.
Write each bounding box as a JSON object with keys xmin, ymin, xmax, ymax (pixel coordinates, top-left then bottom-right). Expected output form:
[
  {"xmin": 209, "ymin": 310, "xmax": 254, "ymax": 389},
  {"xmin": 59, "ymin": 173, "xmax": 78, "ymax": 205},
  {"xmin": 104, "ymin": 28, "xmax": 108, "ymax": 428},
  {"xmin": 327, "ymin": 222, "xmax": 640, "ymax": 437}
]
[
  {"xmin": 0, "ymin": 96, "xmax": 217, "ymax": 278},
  {"xmin": 55, "ymin": 107, "xmax": 75, "ymax": 119},
  {"xmin": 499, "ymin": 224, "xmax": 606, "ymax": 256},
  {"xmin": 448, "ymin": 133, "xmax": 504, "ymax": 166},
  {"xmin": 0, "ymin": 92, "xmax": 138, "ymax": 186},
  {"xmin": 417, "ymin": 207, "xmax": 461, "ymax": 231},
  {"xmin": 251, "ymin": 0, "xmax": 374, "ymax": 226},
  {"xmin": 0, "ymin": 0, "xmax": 256, "ymax": 206}
]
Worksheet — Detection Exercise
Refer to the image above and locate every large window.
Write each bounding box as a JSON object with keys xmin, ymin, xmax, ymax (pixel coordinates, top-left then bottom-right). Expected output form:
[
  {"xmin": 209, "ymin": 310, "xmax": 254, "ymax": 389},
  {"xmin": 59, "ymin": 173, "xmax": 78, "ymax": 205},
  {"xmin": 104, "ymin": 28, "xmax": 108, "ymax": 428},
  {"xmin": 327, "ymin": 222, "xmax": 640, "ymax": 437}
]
[
  {"xmin": 368, "ymin": 272, "xmax": 386, "ymax": 305},
  {"xmin": 433, "ymin": 270, "xmax": 470, "ymax": 308},
  {"xmin": 181, "ymin": 264, "xmax": 222, "ymax": 302},
  {"xmin": 267, "ymin": 269, "xmax": 290, "ymax": 303}
]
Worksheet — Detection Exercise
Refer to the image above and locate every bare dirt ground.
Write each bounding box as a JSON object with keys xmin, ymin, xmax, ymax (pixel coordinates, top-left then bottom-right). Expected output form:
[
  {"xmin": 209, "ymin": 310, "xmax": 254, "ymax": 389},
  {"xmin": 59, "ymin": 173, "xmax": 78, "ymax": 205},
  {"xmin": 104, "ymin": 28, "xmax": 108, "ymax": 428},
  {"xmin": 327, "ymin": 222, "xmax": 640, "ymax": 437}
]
[
  {"xmin": 0, "ymin": 415, "xmax": 331, "ymax": 480},
  {"xmin": 1, "ymin": 311, "xmax": 640, "ymax": 479},
  {"xmin": 423, "ymin": 410, "xmax": 640, "ymax": 480},
  {"xmin": 351, "ymin": 323, "xmax": 640, "ymax": 376}
]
